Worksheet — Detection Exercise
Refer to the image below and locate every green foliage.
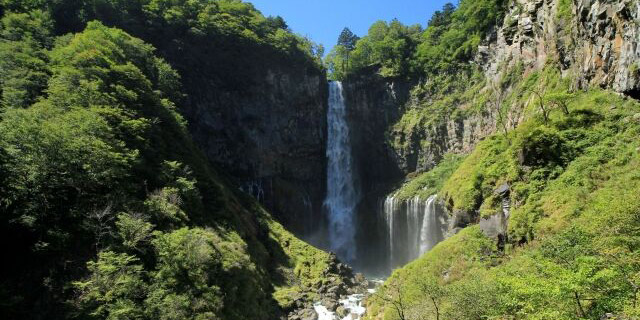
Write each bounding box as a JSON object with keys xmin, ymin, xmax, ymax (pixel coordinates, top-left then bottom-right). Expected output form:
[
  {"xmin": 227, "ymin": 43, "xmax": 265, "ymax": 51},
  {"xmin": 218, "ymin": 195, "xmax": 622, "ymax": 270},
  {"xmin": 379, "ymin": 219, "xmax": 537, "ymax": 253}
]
[
  {"xmin": 0, "ymin": 10, "xmax": 53, "ymax": 108},
  {"xmin": 74, "ymin": 251, "xmax": 148, "ymax": 320},
  {"xmin": 327, "ymin": 19, "xmax": 422, "ymax": 79},
  {"xmin": 557, "ymin": 0, "xmax": 573, "ymax": 21},
  {"xmin": 367, "ymin": 226, "xmax": 497, "ymax": 320},
  {"xmin": 417, "ymin": 0, "xmax": 505, "ymax": 74},
  {"xmin": 337, "ymin": 27, "xmax": 358, "ymax": 51},
  {"xmin": 0, "ymin": 15, "xmax": 338, "ymax": 318},
  {"xmin": 116, "ymin": 213, "xmax": 154, "ymax": 251},
  {"xmin": 146, "ymin": 228, "xmax": 225, "ymax": 320},
  {"xmin": 393, "ymin": 154, "xmax": 465, "ymax": 201},
  {"xmin": 441, "ymin": 134, "xmax": 516, "ymax": 213},
  {"xmin": 369, "ymin": 67, "xmax": 640, "ymax": 319},
  {"xmin": 326, "ymin": 0, "xmax": 506, "ymax": 80}
]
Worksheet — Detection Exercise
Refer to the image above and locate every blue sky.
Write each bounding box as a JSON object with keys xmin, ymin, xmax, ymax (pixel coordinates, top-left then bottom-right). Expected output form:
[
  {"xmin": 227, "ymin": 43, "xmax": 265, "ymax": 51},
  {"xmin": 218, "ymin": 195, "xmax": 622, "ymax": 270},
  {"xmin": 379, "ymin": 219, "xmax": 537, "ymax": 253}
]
[{"xmin": 250, "ymin": 0, "xmax": 453, "ymax": 51}]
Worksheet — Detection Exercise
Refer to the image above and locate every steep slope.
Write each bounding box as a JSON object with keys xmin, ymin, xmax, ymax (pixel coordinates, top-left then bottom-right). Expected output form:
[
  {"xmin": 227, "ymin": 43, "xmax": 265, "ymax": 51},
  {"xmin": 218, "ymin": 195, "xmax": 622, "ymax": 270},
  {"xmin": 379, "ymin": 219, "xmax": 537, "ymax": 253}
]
[
  {"xmin": 0, "ymin": 0, "xmax": 330, "ymax": 239},
  {"xmin": 368, "ymin": 84, "xmax": 640, "ymax": 319},
  {"xmin": 0, "ymin": 6, "xmax": 349, "ymax": 320},
  {"xmin": 326, "ymin": 0, "xmax": 640, "ymax": 319}
]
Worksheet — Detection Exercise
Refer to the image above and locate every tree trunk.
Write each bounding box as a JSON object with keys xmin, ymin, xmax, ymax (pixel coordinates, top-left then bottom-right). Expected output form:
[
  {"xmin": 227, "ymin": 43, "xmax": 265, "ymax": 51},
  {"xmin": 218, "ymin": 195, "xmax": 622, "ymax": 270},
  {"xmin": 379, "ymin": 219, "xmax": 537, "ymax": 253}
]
[{"xmin": 574, "ymin": 291, "xmax": 586, "ymax": 318}]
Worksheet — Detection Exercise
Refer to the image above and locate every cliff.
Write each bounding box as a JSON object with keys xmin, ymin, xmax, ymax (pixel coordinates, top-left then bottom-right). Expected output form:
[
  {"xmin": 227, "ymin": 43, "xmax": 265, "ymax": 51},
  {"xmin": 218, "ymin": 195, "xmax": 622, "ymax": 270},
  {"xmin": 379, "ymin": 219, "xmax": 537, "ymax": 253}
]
[
  {"xmin": 180, "ymin": 61, "xmax": 328, "ymax": 237},
  {"xmin": 353, "ymin": 0, "xmax": 640, "ymax": 184}
]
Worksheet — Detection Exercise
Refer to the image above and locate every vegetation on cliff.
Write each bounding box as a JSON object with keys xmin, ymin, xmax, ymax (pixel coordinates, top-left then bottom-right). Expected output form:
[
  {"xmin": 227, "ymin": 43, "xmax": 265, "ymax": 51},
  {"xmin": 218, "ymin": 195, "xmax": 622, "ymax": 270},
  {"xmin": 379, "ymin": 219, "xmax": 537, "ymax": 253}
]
[
  {"xmin": 368, "ymin": 82, "xmax": 640, "ymax": 319},
  {"xmin": 365, "ymin": 37, "xmax": 640, "ymax": 320},
  {"xmin": 325, "ymin": 0, "xmax": 505, "ymax": 80},
  {"xmin": 354, "ymin": 0, "xmax": 640, "ymax": 319}
]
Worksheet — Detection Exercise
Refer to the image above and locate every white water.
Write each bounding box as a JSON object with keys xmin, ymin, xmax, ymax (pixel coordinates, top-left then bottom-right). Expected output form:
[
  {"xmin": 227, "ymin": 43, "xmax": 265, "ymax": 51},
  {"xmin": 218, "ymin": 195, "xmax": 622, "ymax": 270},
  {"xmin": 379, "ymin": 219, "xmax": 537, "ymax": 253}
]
[
  {"xmin": 314, "ymin": 293, "xmax": 367, "ymax": 320},
  {"xmin": 384, "ymin": 194, "xmax": 447, "ymax": 270},
  {"xmin": 419, "ymin": 195, "xmax": 439, "ymax": 255},
  {"xmin": 314, "ymin": 304, "xmax": 335, "ymax": 320},
  {"xmin": 325, "ymin": 81, "xmax": 357, "ymax": 262}
]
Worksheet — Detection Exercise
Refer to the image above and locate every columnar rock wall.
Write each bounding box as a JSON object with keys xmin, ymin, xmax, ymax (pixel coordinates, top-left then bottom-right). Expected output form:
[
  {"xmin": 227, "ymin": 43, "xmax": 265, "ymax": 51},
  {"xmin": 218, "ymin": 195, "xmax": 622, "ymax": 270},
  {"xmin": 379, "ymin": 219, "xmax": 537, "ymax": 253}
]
[{"xmin": 183, "ymin": 64, "xmax": 328, "ymax": 238}]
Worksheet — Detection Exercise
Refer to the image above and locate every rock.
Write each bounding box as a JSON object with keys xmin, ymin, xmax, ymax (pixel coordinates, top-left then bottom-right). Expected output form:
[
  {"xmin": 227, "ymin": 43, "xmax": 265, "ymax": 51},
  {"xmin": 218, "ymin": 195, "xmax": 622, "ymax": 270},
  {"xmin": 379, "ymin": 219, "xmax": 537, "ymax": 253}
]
[
  {"xmin": 520, "ymin": 16, "xmax": 534, "ymax": 34},
  {"xmin": 494, "ymin": 183, "xmax": 510, "ymax": 196},
  {"xmin": 323, "ymin": 298, "xmax": 338, "ymax": 312},
  {"xmin": 185, "ymin": 64, "xmax": 328, "ymax": 237},
  {"xmin": 600, "ymin": 313, "xmax": 617, "ymax": 320},
  {"xmin": 288, "ymin": 308, "xmax": 318, "ymax": 320},
  {"xmin": 327, "ymin": 284, "xmax": 347, "ymax": 297},
  {"xmin": 336, "ymin": 306, "xmax": 348, "ymax": 318}
]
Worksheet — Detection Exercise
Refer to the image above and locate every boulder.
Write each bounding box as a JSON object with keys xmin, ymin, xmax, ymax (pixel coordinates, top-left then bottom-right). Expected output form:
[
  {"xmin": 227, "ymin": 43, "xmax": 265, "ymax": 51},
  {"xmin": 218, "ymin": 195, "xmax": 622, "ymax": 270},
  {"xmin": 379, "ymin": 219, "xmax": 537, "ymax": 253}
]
[{"xmin": 336, "ymin": 306, "xmax": 348, "ymax": 318}]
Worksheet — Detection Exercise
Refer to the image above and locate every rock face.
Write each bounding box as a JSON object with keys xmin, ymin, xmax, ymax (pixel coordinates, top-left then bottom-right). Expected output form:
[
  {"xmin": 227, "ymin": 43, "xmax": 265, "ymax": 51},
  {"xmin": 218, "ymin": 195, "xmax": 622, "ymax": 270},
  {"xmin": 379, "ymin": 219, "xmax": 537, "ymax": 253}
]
[
  {"xmin": 481, "ymin": 0, "xmax": 640, "ymax": 95},
  {"xmin": 479, "ymin": 183, "xmax": 511, "ymax": 248},
  {"xmin": 340, "ymin": 67, "xmax": 409, "ymax": 274},
  {"xmin": 182, "ymin": 63, "xmax": 328, "ymax": 237},
  {"xmin": 395, "ymin": 0, "xmax": 640, "ymax": 178}
]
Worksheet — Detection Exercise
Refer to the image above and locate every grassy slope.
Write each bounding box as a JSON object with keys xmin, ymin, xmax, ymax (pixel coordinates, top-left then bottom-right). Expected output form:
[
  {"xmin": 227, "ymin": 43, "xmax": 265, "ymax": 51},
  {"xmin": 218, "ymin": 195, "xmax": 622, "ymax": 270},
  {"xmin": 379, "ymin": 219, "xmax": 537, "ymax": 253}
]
[{"xmin": 366, "ymin": 65, "xmax": 640, "ymax": 319}]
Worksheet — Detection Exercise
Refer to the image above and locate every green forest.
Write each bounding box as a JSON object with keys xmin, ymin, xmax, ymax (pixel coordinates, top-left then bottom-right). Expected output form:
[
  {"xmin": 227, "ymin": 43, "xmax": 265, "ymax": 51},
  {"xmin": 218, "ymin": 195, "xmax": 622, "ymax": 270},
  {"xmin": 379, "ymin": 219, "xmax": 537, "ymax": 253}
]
[
  {"xmin": 2, "ymin": 0, "xmax": 640, "ymax": 319},
  {"xmin": 0, "ymin": 1, "xmax": 336, "ymax": 319}
]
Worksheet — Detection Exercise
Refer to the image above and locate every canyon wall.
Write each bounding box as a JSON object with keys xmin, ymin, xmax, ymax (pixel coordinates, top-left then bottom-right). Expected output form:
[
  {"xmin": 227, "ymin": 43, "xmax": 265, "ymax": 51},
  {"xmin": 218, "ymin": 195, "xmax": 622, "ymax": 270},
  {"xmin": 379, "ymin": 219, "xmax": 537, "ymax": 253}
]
[{"xmin": 180, "ymin": 62, "xmax": 328, "ymax": 238}]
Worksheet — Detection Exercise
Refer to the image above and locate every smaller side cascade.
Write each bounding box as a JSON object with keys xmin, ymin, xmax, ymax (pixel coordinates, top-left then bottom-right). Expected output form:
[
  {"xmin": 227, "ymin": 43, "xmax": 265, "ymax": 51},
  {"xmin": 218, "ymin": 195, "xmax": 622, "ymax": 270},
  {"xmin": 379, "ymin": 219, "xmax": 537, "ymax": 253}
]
[{"xmin": 383, "ymin": 194, "xmax": 449, "ymax": 271}]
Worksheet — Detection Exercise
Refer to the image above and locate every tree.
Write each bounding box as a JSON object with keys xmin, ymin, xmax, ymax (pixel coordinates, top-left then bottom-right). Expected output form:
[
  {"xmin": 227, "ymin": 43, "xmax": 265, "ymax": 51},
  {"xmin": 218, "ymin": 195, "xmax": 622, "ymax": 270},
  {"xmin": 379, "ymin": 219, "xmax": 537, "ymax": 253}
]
[
  {"xmin": 337, "ymin": 27, "xmax": 359, "ymax": 51},
  {"xmin": 531, "ymin": 85, "xmax": 550, "ymax": 124},
  {"xmin": 116, "ymin": 213, "xmax": 154, "ymax": 252},
  {"xmin": 265, "ymin": 15, "xmax": 288, "ymax": 31},
  {"xmin": 490, "ymin": 80, "xmax": 511, "ymax": 144},
  {"xmin": 146, "ymin": 228, "xmax": 224, "ymax": 320},
  {"xmin": 417, "ymin": 276, "xmax": 445, "ymax": 320},
  {"xmin": 74, "ymin": 251, "xmax": 148, "ymax": 320},
  {"xmin": 0, "ymin": 10, "xmax": 53, "ymax": 109},
  {"xmin": 428, "ymin": 3, "xmax": 455, "ymax": 28},
  {"xmin": 540, "ymin": 226, "xmax": 625, "ymax": 319},
  {"xmin": 374, "ymin": 280, "xmax": 408, "ymax": 320},
  {"xmin": 336, "ymin": 27, "xmax": 359, "ymax": 73},
  {"xmin": 546, "ymin": 91, "xmax": 574, "ymax": 115}
]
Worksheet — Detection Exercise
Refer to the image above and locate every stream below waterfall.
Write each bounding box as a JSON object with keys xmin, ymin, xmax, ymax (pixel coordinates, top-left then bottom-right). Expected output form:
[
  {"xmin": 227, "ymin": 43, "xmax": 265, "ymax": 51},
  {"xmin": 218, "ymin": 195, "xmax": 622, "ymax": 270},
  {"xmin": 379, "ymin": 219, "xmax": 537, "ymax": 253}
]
[{"xmin": 314, "ymin": 280, "xmax": 383, "ymax": 320}]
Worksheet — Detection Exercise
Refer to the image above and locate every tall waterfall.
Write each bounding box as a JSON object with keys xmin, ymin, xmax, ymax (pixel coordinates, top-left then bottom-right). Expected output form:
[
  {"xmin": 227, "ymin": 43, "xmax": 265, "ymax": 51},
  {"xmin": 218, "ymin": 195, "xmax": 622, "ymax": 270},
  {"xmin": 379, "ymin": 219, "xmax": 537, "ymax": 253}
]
[
  {"xmin": 384, "ymin": 194, "xmax": 447, "ymax": 270},
  {"xmin": 324, "ymin": 81, "xmax": 357, "ymax": 262}
]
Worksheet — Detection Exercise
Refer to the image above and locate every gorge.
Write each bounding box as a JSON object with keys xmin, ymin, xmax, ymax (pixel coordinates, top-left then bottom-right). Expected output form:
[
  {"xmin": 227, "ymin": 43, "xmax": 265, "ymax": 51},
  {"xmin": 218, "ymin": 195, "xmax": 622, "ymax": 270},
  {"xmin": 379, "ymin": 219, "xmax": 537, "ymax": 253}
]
[{"xmin": 2, "ymin": 0, "xmax": 640, "ymax": 319}]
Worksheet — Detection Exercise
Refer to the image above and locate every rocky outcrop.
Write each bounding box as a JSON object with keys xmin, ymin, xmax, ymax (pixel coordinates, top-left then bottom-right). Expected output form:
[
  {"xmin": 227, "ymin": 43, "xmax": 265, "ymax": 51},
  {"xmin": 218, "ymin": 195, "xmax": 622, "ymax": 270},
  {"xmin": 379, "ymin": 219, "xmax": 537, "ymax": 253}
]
[
  {"xmin": 478, "ymin": 183, "xmax": 511, "ymax": 249},
  {"xmin": 574, "ymin": 0, "xmax": 640, "ymax": 95},
  {"xmin": 284, "ymin": 254, "xmax": 368, "ymax": 320},
  {"xmin": 182, "ymin": 63, "xmax": 328, "ymax": 237},
  {"xmin": 408, "ymin": 0, "xmax": 640, "ymax": 175},
  {"xmin": 482, "ymin": 0, "xmax": 640, "ymax": 94},
  {"xmin": 405, "ymin": 0, "xmax": 640, "ymax": 176}
]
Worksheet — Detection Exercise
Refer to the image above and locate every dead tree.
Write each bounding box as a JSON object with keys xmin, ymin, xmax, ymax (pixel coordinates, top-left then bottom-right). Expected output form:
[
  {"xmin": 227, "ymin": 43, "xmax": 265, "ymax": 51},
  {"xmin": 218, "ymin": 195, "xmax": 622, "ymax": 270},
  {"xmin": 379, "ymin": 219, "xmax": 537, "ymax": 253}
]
[
  {"xmin": 531, "ymin": 85, "xmax": 550, "ymax": 124},
  {"xmin": 490, "ymin": 81, "xmax": 511, "ymax": 144}
]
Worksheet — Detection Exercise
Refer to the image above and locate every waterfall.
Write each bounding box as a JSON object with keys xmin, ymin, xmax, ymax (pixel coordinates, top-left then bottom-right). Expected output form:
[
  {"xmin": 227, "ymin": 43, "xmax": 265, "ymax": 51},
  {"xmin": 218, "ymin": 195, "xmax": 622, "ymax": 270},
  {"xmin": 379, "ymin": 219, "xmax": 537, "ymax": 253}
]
[
  {"xmin": 384, "ymin": 194, "xmax": 447, "ymax": 270},
  {"xmin": 419, "ymin": 195, "xmax": 440, "ymax": 255},
  {"xmin": 384, "ymin": 196, "xmax": 398, "ymax": 270},
  {"xmin": 324, "ymin": 81, "xmax": 357, "ymax": 262}
]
